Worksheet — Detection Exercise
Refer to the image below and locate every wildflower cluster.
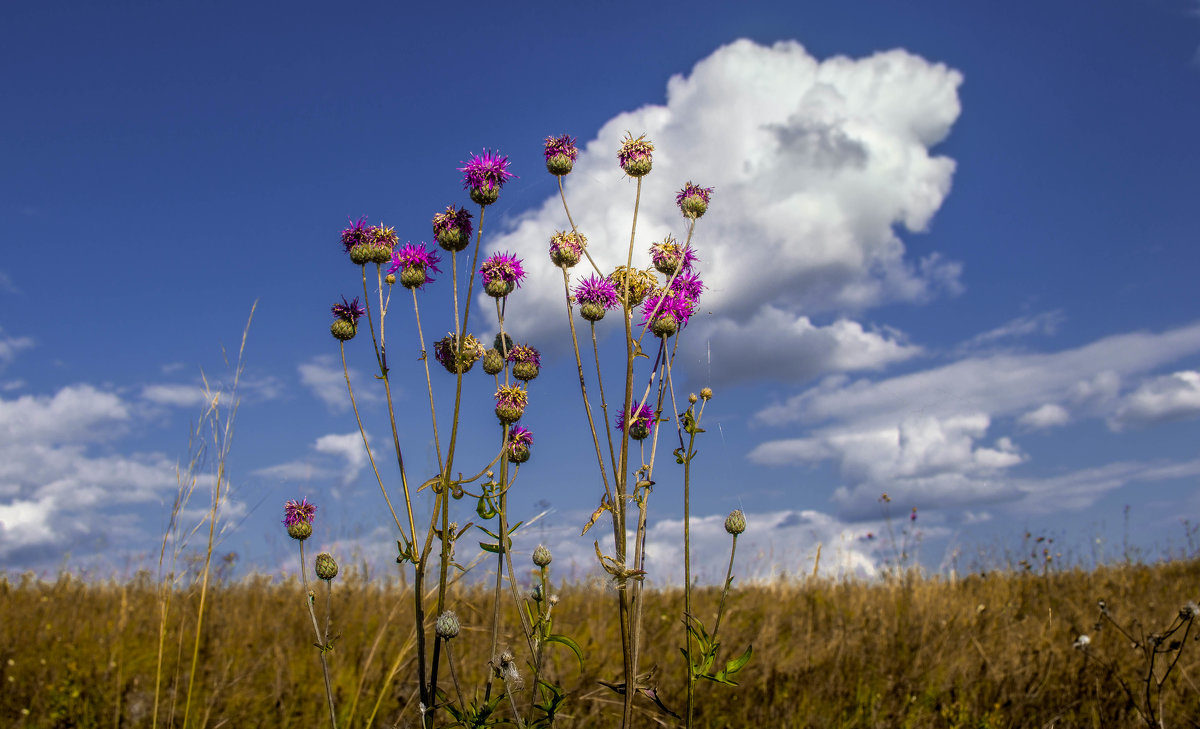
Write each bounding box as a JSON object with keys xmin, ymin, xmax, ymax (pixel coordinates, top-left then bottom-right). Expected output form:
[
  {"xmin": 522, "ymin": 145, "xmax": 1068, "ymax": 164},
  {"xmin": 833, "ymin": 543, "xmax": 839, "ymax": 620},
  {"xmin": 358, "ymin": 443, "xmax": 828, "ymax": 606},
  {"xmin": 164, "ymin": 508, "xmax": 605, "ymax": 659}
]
[
  {"xmin": 434, "ymin": 332, "xmax": 484, "ymax": 374},
  {"xmin": 617, "ymin": 132, "xmax": 654, "ymax": 177},
  {"xmin": 342, "ymin": 217, "xmax": 400, "ymax": 265},
  {"xmin": 283, "ymin": 497, "xmax": 316, "ymax": 541},
  {"xmin": 573, "ymin": 274, "xmax": 619, "ymax": 322},
  {"xmin": 432, "ymin": 205, "xmax": 473, "ymax": 252},
  {"xmin": 549, "ymin": 230, "xmax": 587, "ymax": 268},
  {"xmin": 650, "ymin": 234, "xmax": 698, "ymax": 276}
]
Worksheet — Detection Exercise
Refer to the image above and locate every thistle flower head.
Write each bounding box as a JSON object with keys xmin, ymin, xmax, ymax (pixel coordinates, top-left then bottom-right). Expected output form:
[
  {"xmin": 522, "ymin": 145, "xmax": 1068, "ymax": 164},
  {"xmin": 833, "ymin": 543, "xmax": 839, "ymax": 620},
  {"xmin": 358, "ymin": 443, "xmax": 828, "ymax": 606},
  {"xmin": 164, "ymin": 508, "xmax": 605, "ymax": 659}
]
[
  {"xmin": 616, "ymin": 403, "xmax": 655, "ymax": 439},
  {"xmin": 494, "ymin": 384, "xmax": 529, "ymax": 424},
  {"xmin": 432, "ymin": 205, "xmax": 474, "ymax": 252},
  {"xmin": 506, "ymin": 344, "xmax": 541, "ymax": 367},
  {"xmin": 549, "ymin": 230, "xmax": 587, "ymax": 268},
  {"xmin": 508, "ymin": 424, "xmax": 534, "ymax": 463},
  {"xmin": 532, "ymin": 543, "xmax": 552, "ymax": 567},
  {"xmin": 649, "ymin": 235, "xmax": 699, "ymax": 276},
  {"xmin": 668, "ymin": 270, "xmax": 705, "ymax": 304},
  {"xmin": 640, "ymin": 290, "xmax": 696, "ymax": 335},
  {"xmin": 676, "ymin": 181, "xmax": 714, "ymax": 219},
  {"xmin": 331, "ymin": 296, "xmax": 366, "ymax": 323},
  {"xmin": 573, "ymin": 274, "xmax": 618, "ymax": 309},
  {"xmin": 436, "ymin": 611, "xmax": 461, "ymax": 639},
  {"xmin": 434, "ymin": 332, "xmax": 485, "ymax": 374},
  {"xmin": 617, "ymin": 132, "xmax": 654, "ymax": 177},
  {"xmin": 387, "ymin": 242, "xmax": 442, "ymax": 289},
  {"xmin": 608, "ymin": 266, "xmax": 658, "ymax": 307},
  {"xmin": 495, "ymin": 384, "xmax": 529, "ymax": 410},
  {"xmin": 481, "ymin": 251, "xmax": 526, "ymax": 297},
  {"xmin": 369, "ymin": 224, "xmax": 399, "ymax": 251},
  {"xmin": 340, "ymin": 216, "xmax": 370, "ymax": 252},
  {"xmin": 283, "ymin": 497, "xmax": 317, "ymax": 527},
  {"xmin": 315, "ymin": 552, "xmax": 339, "ymax": 581},
  {"xmin": 459, "ymin": 149, "xmax": 516, "ymax": 205},
  {"xmin": 544, "ymin": 134, "xmax": 579, "ymax": 176}
]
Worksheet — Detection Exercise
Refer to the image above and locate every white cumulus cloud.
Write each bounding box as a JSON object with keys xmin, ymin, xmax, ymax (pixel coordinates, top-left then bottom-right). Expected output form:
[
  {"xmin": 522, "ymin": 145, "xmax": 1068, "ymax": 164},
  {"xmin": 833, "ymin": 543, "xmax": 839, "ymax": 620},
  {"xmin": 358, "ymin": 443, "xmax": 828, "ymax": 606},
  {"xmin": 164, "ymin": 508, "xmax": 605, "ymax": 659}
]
[
  {"xmin": 483, "ymin": 39, "xmax": 963, "ymax": 388},
  {"xmin": 1109, "ymin": 370, "xmax": 1200, "ymax": 431}
]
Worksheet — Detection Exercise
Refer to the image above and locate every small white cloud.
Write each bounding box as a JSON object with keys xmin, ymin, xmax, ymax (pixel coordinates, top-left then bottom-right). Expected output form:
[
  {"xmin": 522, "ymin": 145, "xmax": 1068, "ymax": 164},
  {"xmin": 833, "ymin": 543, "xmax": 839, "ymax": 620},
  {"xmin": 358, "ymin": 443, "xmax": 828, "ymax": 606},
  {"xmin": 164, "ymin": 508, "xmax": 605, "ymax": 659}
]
[
  {"xmin": 963, "ymin": 311, "xmax": 1064, "ymax": 349},
  {"xmin": 0, "ymin": 384, "xmax": 130, "ymax": 443},
  {"xmin": 314, "ymin": 432, "xmax": 370, "ymax": 485},
  {"xmin": 1019, "ymin": 403, "xmax": 1070, "ymax": 430},
  {"xmin": 141, "ymin": 383, "xmax": 212, "ymax": 408},
  {"xmin": 0, "ymin": 332, "xmax": 34, "ymax": 370},
  {"xmin": 299, "ymin": 355, "xmax": 378, "ymax": 412},
  {"xmin": 1109, "ymin": 371, "xmax": 1200, "ymax": 431}
]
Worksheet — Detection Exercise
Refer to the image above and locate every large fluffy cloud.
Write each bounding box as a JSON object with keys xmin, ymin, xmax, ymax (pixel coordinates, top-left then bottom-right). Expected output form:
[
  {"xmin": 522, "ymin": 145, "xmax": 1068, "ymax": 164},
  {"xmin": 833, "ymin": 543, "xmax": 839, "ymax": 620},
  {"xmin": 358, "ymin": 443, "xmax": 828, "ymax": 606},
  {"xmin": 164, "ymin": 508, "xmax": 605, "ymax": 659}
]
[{"xmin": 485, "ymin": 39, "xmax": 962, "ymax": 387}]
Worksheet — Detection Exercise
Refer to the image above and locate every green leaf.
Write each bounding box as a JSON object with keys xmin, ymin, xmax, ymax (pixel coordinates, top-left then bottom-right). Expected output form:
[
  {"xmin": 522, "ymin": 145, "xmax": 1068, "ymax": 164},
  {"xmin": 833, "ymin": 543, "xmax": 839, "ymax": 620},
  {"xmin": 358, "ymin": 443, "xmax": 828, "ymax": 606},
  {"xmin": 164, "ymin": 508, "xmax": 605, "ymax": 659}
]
[
  {"xmin": 479, "ymin": 541, "xmax": 502, "ymax": 554},
  {"xmin": 725, "ymin": 643, "xmax": 753, "ymax": 674},
  {"xmin": 476, "ymin": 495, "xmax": 496, "ymax": 520},
  {"xmin": 545, "ymin": 633, "xmax": 585, "ymax": 672}
]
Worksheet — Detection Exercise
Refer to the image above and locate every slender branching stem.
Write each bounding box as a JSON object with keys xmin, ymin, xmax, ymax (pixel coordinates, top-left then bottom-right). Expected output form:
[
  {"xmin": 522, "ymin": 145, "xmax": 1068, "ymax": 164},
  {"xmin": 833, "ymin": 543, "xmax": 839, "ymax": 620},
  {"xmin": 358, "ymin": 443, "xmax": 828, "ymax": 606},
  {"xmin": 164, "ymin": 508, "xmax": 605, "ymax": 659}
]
[
  {"xmin": 340, "ymin": 343, "xmax": 407, "ymax": 540},
  {"xmin": 299, "ymin": 541, "xmax": 338, "ymax": 729},
  {"xmin": 557, "ymin": 175, "xmax": 604, "ymax": 277},
  {"xmin": 560, "ymin": 269, "xmax": 613, "ymax": 503},
  {"xmin": 411, "ymin": 289, "xmax": 444, "ymax": 473}
]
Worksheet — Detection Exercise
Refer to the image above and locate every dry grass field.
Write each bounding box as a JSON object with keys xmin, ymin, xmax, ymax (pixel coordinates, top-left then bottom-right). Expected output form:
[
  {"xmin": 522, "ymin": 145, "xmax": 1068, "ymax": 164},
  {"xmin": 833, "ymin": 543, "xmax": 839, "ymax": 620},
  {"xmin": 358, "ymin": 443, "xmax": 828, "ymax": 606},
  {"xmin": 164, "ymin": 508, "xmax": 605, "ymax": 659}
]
[{"xmin": 3, "ymin": 558, "xmax": 1199, "ymax": 728}]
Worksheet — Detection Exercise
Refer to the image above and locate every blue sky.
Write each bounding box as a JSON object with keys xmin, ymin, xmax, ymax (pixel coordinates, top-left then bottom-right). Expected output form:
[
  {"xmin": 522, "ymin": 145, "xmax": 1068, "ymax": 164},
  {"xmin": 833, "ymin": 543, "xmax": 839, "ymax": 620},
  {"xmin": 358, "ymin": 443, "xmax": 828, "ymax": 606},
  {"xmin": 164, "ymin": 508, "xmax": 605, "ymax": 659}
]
[{"xmin": 3, "ymin": 1, "xmax": 1200, "ymax": 582}]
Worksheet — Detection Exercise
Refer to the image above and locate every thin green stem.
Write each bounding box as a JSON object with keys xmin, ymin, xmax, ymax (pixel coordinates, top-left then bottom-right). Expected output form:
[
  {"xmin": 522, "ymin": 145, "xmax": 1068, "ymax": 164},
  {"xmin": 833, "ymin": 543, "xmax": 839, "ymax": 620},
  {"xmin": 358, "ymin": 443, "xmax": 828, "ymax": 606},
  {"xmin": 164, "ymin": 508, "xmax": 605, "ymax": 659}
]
[
  {"xmin": 560, "ymin": 269, "xmax": 613, "ymax": 503},
  {"xmin": 411, "ymin": 288, "xmax": 444, "ymax": 474},
  {"xmin": 299, "ymin": 541, "xmax": 338, "ymax": 729},
  {"xmin": 340, "ymin": 343, "xmax": 407, "ymax": 540}
]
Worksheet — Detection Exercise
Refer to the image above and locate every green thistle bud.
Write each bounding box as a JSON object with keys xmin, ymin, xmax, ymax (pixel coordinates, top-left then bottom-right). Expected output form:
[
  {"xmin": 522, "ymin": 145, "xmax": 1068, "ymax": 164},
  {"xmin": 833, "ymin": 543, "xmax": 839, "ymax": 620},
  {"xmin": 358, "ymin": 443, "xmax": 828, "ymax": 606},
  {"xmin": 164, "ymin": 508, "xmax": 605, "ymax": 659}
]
[
  {"xmin": 287, "ymin": 521, "xmax": 312, "ymax": 541},
  {"xmin": 496, "ymin": 404, "xmax": 525, "ymax": 425},
  {"xmin": 330, "ymin": 319, "xmax": 357, "ymax": 341},
  {"xmin": 688, "ymin": 393, "xmax": 698, "ymax": 404},
  {"xmin": 628, "ymin": 422, "xmax": 651, "ymax": 441},
  {"xmin": 437, "ymin": 228, "xmax": 469, "ymax": 252},
  {"xmin": 532, "ymin": 545, "xmax": 552, "ymax": 567},
  {"xmin": 385, "ymin": 273, "xmax": 397, "ymax": 285},
  {"xmin": 700, "ymin": 387, "xmax": 713, "ymax": 401},
  {"xmin": 724, "ymin": 509, "xmax": 746, "ymax": 536},
  {"xmin": 580, "ymin": 302, "xmax": 607, "ymax": 322},
  {"xmin": 482, "ymin": 348, "xmax": 505, "ymax": 375},
  {"xmin": 509, "ymin": 443, "xmax": 530, "ymax": 463},
  {"xmin": 315, "ymin": 552, "xmax": 339, "ymax": 581},
  {"xmin": 435, "ymin": 610, "xmax": 461, "ymax": 639},
  {"xmin": 494, "ymin": 332, "xmax": 515, "ymax": 355},
  {"xmin": 349, "ymin": 243, "xmax": 373, "ymax": 265},
  {"xmin": 650, "ymin": 312, "xmax": 678, "ymax": 338},
  {"xmin": 400, "ymin": 267, "xmax": 427, "ymax": 289}
]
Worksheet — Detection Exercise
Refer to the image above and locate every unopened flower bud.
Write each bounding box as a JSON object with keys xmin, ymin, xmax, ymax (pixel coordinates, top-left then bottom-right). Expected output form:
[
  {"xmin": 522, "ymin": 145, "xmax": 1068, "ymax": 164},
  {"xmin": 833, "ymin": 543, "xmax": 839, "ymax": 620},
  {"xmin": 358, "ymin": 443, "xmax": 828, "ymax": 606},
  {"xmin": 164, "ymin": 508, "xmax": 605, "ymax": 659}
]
[
  {"xmin": 724, "ymin": 509, "xmax": 746, "ymax": 536},
  {"xmin": 385, "ymin": 273, "xmax": 396, "ymax": 285},
  {"xmin": 482, "ymin": 348, "xmax": 505, "ymax": 375},
  {"xmin": 700, "ymin": 387, "xmax": 713, "ymax": 401},
  {"xmin": 688, "ymin": 393, "xmax": 698, "ymax": 404},
  {"xmin": 494, "ymin": 332, "xmax": 514, "ymax": 355},
  {"xmin": 436, "ymin": 611, "xmax": 461, "ymax": 639},
  {"xmin": 532, "ymin": 545, "xmax": 552, "ymax": 567},
  {"xmin": 330, "ymin": 319, "xmax": 357, "ymax": 341},
  {"xmin": 315, "ymin": 552, "xmax": 339, "ymax": 581}
]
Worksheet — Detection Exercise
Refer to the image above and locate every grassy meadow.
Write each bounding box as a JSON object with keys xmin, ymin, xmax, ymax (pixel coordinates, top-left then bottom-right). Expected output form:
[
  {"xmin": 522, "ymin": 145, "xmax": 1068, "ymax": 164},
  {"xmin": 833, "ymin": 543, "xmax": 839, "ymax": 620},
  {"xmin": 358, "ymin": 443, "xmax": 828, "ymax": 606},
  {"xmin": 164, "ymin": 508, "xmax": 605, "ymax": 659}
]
[{"xmin": 3, "ymin": 557, "xmax": 1199, "ymax": 728}]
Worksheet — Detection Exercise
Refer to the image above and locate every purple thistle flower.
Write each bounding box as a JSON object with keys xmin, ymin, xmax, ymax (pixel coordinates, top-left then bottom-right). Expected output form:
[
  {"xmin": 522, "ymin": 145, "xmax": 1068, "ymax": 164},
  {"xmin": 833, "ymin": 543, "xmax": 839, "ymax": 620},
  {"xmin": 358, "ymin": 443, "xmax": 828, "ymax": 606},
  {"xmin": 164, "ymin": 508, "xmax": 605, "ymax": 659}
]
[
  {"xmin": 388, "ymin": 242, "xmax": 442, "ymax": 286},
  {"xmin": 616, "ymin": 403, "xmax": 655, "ymax": 433},
  {"xmin": 481, "ymin": 251, "xmax": 526, "ymax": 289},
  {"xmin": 283, "ymin": 497, "xmax": 316, "ymax": 527},
  {"xmin": 676, "ymin": 181, "xmax": 714, "ymax": 219},
  {"xmin": 433, "ymin": 205, "xmax": 473, "ymax": 241},
  {"xmin": 617, "ymin": 133, "xmax": 654, "ymax": 177},
  {"xmin": 510, "ymin": 424, "xmax": 533, "ymax": 447},
  {"xmin": 641, "ymin": 290, "xmax": 696, "ymax": 330},
  {"xmin": 649, "ymin": 237, "xmax": 699, "ymax": 275},
  {"xmin": 506, "ymin": 344, "xmax": 541, "ymax": 367},
  {"xmin": 369, "ymin": 224, "xmax": 399, "ymax": 251},
  {"xmin": 668, "ymin": 270, "xmax": 705, "ymax": 303},
  {"xmin": 572, "ymin": 274, "xmax": 619, "ymax": 310},
  {"xmin": 544, "ymin": 135, "xmax": 579, "ymax": 163},
  {"xmin": 331, "ymin": 296, "xmax": 366, "ymax": 323},
  {"xmin": 459, "ymin": 149, "xmax": 516, "ymax": 204},
  {"xmin": 495, "ymin": 384, "xmax": 529, "ymax": 408},
  {"xmin": 341, "ymin": 216, "xmax": 370, "ymax": 252}
]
